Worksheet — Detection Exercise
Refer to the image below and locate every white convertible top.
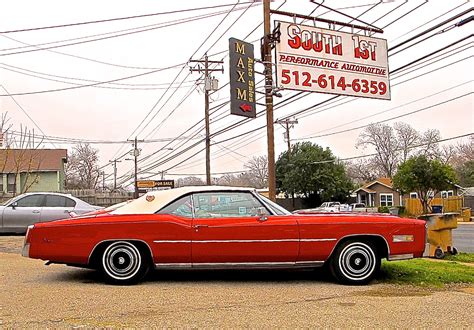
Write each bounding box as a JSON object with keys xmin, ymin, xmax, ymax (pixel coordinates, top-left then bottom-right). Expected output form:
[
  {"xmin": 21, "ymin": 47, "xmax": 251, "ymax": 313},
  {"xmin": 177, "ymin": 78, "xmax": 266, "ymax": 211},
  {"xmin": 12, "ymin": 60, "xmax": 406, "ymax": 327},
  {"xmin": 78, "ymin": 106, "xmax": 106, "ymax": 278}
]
[{"xmin": 111, "ymin": 186, "xmax": 255, "ymax": 215}]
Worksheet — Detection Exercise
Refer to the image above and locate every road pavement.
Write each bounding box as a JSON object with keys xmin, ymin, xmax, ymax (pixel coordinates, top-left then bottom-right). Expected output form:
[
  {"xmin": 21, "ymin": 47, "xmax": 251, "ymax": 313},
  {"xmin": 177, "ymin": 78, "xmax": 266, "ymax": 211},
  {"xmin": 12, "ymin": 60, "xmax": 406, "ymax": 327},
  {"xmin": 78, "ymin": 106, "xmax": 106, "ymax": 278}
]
[
  {"xmin": 0, "ymin": 236, "xmax": 473, "ymax": 328},
  {"xmin": 453, "ymin": 223, "xmax": 474, "ymax": 253}
]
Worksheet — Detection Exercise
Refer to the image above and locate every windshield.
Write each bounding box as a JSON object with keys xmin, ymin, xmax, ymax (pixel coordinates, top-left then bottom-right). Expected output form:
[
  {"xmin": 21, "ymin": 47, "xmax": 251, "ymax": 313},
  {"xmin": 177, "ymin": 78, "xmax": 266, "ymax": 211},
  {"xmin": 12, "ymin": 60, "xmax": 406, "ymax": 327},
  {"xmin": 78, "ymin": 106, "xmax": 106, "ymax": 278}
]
[{"xmin": 257, "ymin": 194, "xmax": 291, "ymax": 215}]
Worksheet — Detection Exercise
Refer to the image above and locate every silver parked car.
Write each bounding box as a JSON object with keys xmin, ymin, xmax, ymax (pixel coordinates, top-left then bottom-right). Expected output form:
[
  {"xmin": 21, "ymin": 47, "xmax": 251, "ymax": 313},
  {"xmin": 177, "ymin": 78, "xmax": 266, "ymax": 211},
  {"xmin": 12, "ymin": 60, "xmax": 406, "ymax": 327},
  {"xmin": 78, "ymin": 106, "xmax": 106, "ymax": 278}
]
[{"xmin": 0, "ymin": 192, "xmax": 102, "ymax": 234}]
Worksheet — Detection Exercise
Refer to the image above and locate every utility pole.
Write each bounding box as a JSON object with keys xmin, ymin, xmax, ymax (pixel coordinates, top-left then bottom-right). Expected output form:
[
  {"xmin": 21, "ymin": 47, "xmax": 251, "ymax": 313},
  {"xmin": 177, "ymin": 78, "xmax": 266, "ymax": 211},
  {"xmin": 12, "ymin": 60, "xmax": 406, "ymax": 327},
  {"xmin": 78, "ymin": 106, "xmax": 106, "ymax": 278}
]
[
  {"xmin": 263, "ymin": 0, "xmax": 276, "ymax": 201},
  {"xmin": 276, "ymin": 118, "xmax": 298, "ymax": 158},
  {"xmin": 128, "ymin": 136, "xmax": 144, "ymax": 199},
  {"xmin": 109, "ymin": 159, "xmax": 121, "ymax": 190},
  {"xmin": 101, "ymin": 171, "xmax": 106, "ymax": 191},
  {"xmin": 189, "ymin": 55, "xmax": 223, "ymax": 185},
  {"xmin": 277, "ymin": 117, "xmax": 298, "ymax": 207}
]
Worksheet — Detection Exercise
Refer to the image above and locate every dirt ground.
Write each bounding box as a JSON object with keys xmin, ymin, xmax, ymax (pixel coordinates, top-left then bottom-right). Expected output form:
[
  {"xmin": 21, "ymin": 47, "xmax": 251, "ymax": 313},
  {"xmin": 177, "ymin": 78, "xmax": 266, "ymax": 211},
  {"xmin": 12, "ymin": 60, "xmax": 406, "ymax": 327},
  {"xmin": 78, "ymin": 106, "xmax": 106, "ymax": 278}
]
[{"xmin": 1, "ymin": 235, "xmax": 473, "ymax": 328}]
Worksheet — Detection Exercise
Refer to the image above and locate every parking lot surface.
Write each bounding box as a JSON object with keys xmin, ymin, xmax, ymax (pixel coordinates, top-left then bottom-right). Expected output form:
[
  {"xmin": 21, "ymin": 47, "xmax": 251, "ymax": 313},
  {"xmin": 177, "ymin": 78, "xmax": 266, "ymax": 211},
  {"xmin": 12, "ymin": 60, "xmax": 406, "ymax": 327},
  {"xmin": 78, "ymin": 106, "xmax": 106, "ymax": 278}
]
[{"xmin": 1, "ymin": 235, "xmax": 473, "ymax": 328}]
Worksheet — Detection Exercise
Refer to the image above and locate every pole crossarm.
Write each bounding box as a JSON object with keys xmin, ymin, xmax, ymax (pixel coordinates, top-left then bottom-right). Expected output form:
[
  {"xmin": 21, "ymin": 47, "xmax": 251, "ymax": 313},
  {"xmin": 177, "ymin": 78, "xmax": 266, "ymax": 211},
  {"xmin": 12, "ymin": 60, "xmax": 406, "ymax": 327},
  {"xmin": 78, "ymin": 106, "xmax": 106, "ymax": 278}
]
[{"xmin": 269, "ymin": 9, "xmax": 383, "ymax": 34}]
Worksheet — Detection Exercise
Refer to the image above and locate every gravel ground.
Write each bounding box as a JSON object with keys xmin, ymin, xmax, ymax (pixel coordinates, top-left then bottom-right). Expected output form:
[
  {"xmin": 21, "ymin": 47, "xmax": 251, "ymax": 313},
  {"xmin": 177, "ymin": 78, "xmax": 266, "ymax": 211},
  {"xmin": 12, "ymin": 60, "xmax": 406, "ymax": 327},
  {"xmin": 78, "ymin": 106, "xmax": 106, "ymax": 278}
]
[{"xmin": 1, "ymin": 235, "xmax": 473, "ymax": 328}]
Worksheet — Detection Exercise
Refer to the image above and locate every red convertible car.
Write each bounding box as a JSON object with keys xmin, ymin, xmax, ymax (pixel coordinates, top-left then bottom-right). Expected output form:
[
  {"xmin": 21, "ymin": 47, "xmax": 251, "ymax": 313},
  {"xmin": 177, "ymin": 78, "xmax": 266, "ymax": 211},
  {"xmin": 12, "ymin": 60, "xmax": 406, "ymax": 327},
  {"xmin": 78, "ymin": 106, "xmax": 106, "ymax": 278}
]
[{"xmin": 22, "ymin": 186, "xmax": 427, "ymax": 285}]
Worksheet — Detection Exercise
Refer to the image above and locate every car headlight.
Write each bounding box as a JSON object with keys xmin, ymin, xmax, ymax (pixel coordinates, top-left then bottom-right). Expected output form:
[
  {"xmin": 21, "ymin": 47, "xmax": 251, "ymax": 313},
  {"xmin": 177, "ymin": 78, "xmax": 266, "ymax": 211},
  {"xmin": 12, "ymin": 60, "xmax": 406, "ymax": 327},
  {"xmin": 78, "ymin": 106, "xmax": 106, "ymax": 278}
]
[{"xmin": 393, "ymin": 234, "xmax": 414, "ymax": 243}]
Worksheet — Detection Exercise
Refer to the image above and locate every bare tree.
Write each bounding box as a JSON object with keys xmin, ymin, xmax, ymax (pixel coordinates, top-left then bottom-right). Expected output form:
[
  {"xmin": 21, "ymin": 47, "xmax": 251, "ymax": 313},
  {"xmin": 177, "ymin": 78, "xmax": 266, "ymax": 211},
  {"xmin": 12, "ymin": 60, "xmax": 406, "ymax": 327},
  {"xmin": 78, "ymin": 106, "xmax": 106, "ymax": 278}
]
[
  {"xmin": 176, "ymin": 176, "xmax": 205, "ymax": 187},
  {"xmin": 452, "ymin": 135, "xmax": 474, "ymax": 167},
  {"xmin": 65, "ymin": 143, "xmax": 100, "ymax": 189},
  {"xmin": 419, "ymin": 129, "xmax": 441, "ymax": 159},
  {"xmin": 394, "ymin": 122, "xmax": 420, "ymax": 162},
  {"xmin": 0, "ymin": 113, "xmax": 45, "ymax": 195},
  {"xmin": 437, "ymin": 144, "xmax": 457, "ymax": 165},
  {"xmin": 356, "ymin": 123, "xmax": 400, "ymax": 178},
  {"xmin": 244, "ymin": 155, "xmax": 268, "ymax": 188},
  {"xmin": 346, "ymin": 159, "xmax": 379, "ymax": 184}
]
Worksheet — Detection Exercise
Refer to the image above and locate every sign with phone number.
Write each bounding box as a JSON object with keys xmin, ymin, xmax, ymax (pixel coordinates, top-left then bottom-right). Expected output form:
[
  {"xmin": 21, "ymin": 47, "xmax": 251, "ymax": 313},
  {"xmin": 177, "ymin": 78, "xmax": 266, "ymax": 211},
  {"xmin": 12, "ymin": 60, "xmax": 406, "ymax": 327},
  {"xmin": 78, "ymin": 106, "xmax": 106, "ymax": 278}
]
[{"xmin": 276, "ymin": 21, "xmax": 391, "ymax": 100}]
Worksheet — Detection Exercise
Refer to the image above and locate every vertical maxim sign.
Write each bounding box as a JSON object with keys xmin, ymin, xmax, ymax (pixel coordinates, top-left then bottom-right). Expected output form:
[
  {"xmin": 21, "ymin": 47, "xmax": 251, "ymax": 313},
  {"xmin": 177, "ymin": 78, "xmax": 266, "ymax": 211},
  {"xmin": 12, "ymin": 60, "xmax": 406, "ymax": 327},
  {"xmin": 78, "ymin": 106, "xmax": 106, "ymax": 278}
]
[{"xmin": 229, "ymin": 38, "xmax": 256, "ymax": 118}]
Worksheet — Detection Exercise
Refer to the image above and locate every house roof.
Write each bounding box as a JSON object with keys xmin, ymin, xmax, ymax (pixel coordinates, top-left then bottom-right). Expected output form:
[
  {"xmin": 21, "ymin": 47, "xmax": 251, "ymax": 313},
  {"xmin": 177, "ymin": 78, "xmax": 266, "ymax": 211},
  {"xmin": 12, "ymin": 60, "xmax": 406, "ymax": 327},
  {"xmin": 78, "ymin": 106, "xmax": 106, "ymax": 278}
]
[
  {"xmin": 354, "ymin": 177, "xmax": 394, "ymax": 194},
  {"xmin": 0, "ymin": 149, "xmax": 67, "ymax": 173},
  {"xmin": 461, "ymin": 187, "xmax": 474, "ymax": 196},
  {"xmin": 356, "ymin": 187, "xmax": 376, "ymax": 194}
]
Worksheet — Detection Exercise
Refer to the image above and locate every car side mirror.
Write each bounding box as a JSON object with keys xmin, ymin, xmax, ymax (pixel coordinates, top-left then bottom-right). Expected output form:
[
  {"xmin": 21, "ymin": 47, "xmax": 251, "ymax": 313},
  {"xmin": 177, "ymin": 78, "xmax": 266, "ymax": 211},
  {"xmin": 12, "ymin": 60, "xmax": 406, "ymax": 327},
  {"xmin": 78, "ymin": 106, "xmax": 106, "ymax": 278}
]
[
  {"xmin": 257, "ymin": 207, "xmax": 268, "ymax": 222},
  {"xmin": 10, "ymin": 202, "xmax": 18, "ymax": 209}
]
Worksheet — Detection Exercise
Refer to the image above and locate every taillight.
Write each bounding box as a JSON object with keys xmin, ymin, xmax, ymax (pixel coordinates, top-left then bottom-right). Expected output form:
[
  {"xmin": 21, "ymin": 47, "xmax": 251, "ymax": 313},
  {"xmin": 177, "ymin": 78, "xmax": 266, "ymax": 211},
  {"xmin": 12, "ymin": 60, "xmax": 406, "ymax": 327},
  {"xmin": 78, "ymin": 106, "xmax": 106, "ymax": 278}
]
[{"xmin": 24, "ymin": 224, "xmax": 34, "ymax": 243}]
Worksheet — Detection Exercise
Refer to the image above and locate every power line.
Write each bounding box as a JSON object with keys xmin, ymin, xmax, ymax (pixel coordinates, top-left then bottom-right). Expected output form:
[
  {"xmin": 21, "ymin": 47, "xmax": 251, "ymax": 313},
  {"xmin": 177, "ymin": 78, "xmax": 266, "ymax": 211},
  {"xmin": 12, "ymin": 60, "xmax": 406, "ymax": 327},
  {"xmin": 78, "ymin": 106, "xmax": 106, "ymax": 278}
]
[
  {"xmin": 0, "ymin": 85, "xmax": 57, "ymax": 148},
  {"xmin": 156, "ymin": 7, "xmax": 474, "ymax": 173},
  {"xmin": 0, "ymin": 6, "xmax": 258, "ymax": 57},
  {"xmin": 159, "ymin": 48, "xmax": 472, "ymax": 173},
  {"xmin": 115, "ymin": 0, "xmax": 441, "ymax": 184},
  {"xmin": 299, "ymin": 80, "xmax": 473, "ymax": 138},
  {"xmin": 0, "ymin": 62, "xmax": 185, "ymax": 96},
  {"xmin": 0, "ymin": 62, "xmax": 199, "ymax": 87},
  {"xmin": 389, "ymin": 1, "xmax": 470, "ymax": 43},
  {"xmin": 5, "ymin": 130, "xmax": 199, "ymax": 144},
  {"xmin": 1, "ymin": 34, "xmax": 163, "ymax": 70},
  {"xmin": 109, "ymin": 1, "xmax": 252, "ymax": 173},
  {"xmin": 0, "ymin": 64, "xmax": 199, "ymax": 91},
  {"xmin": 0, "ymin": 2, "xmax": 259, "ymax": 34},
  {"xmin": 312, "ymin": 133, "xmax": 474, "ymax": 165},
  {"xmin": 293, "ymin": 92, "xmax": 472, "ymax": 141}
]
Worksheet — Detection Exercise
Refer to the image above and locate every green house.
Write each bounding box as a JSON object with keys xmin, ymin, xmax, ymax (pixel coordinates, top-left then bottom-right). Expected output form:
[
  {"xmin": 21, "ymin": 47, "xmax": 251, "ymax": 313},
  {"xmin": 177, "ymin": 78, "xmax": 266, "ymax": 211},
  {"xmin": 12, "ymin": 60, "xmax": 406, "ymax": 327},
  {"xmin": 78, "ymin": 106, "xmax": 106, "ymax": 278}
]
[{"xmin": 0, "ymin": 149, "xmax": 67, "ymax": 195}]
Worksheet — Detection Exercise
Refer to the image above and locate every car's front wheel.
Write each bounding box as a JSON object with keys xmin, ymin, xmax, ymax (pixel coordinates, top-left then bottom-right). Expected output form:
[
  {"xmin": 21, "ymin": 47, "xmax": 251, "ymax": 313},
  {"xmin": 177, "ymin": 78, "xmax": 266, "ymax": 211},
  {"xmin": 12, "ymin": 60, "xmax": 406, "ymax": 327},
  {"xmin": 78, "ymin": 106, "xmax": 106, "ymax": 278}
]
[
  {"xmin": 100, "ymin": 241, "xmax": 149, "ymax": 285},
  {"xmin": 329, "ymin": 240, "xmax": 380, "ymax": 285}
]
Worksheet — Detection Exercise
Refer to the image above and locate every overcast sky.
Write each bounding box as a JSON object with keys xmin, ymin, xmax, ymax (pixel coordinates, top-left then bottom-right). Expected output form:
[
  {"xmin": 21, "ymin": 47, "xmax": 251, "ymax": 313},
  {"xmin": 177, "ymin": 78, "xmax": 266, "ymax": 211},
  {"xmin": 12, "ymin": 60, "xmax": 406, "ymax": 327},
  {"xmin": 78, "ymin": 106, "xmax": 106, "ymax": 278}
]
[{"xmin": 0, "ymin": 0, "xmax": 472, "ymax": 187}]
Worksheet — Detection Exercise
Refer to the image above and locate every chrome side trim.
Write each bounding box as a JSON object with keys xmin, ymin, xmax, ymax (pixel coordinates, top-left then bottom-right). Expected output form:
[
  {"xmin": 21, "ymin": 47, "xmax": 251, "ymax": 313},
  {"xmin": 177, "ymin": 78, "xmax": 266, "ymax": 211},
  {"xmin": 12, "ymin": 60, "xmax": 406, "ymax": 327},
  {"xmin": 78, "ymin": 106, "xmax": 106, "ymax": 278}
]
[
  {"xmin": 192, "ymin": 262, "xmax": 296, "ymax": 269},
  {"xmin": 153, "ymin": 240, "xmax": 192, "ymax": 243},
  {"xmin": 87, "ymin": 239, "xmax": 154, "ymax": 265},
  {"xmin": 388, "ymin": 253, "xmax": 414, "ymax": 261},
  {"xmin": 154, "ymin": 261, "xmax": 325, "ymax": 269},
  {"xmin": 194, "ymin": 239, "xmax": 299, "ymax": 243},
  {"xmin": 300, "ymin": 238, "xmax": 337, "ymax": 242},
  {"xmin": 295, "ymin": 261, "xmax": 325, "ymax": 267},
  {"xmin": 155, "ymin": 263, "xmax": 192, "ymax": 269},
  {"xmin": 153, "ymin": 239, "xmax": 299, "ymax": 244}
]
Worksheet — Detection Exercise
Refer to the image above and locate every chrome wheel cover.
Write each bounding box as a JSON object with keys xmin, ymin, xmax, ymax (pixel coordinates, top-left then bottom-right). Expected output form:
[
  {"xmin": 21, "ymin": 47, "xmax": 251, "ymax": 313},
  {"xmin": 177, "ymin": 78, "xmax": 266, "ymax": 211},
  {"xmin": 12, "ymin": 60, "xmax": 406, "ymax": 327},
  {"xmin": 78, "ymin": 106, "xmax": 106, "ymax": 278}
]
[
  {"xmin": 338, "ymin": 242, "xmax": 376, "ymax": 281},
  {"xmin": 102, "ymin": 241, "xmax": 141, "ymax": 281}
]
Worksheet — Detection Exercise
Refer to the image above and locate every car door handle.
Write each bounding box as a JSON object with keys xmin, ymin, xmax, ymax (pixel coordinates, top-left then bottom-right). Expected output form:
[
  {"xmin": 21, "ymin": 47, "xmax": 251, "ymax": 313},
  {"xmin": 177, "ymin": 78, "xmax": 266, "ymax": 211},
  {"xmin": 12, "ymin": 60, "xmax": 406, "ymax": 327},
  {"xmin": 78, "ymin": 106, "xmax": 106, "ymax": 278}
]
[
  {"xmin": 193, "ymin": 225, "xmax": 209, "ymax": 229},
  {"xmin": 32, "ymin": 210, "xmax": 40, "ymax": 214}
]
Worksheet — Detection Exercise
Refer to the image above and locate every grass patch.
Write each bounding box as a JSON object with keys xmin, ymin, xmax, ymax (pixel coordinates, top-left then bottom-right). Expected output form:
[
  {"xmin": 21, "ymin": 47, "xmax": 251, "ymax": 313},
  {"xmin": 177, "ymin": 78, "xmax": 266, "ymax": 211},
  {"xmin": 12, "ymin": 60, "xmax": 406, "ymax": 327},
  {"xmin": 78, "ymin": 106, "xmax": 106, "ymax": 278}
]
[
  {"xmin": 379, "ymin": 258, "xmax": 474, "ymax": 287},
  {"xmin": 444, "ymin": 253, "xmax": 474, "ymax": 263}
]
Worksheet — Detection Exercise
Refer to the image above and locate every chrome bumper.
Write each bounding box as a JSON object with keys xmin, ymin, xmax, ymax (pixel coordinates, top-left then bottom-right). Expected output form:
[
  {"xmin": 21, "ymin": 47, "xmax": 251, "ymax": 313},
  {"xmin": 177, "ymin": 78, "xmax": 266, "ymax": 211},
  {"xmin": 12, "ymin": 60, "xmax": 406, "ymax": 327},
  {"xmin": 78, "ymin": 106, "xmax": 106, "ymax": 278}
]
[
  {"xmin": 21, "ymin": 243, "xmax": 30, "ymax": 257},
  {"xmin": 388, "ymin": 253, "xmax": 414, "ymax": 261}
]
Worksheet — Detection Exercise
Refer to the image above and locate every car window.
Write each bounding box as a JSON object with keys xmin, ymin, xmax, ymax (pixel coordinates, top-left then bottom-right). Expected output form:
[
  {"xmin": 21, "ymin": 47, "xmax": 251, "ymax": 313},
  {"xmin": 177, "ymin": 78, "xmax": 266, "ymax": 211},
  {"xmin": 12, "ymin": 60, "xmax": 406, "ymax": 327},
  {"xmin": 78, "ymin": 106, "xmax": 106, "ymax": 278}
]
[
  {"xmin": 157, "ymin": 195, "xmax": 193, "ymax": 218},
  {"xmin": 258, "ymin": 194, "xmax": 291, "ymax": 215},
  {"xmin": 65, "ymin": 197, "xmax": 76, "ymax": 207},
  {"xmin": 15, "ymin": 195, "xmax": 45, "ymax": 207},
  {"xmin": 192, "ymin": 192, "xmax": 270, "ymax": 218},
  {"xmin": 44, "ymin": 195, "xmax": 77, "ymax": 207}
]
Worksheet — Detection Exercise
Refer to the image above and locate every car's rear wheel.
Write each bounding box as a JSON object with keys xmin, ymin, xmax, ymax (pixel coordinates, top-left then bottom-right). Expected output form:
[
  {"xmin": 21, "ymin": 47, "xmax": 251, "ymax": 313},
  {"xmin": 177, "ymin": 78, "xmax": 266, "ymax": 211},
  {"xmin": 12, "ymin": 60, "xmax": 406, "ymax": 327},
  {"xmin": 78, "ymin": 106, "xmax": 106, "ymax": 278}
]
[
  {"xmin": 100, "ymin": 241, "xmax": 149, "ymax": 285},
  {"xmin": 330, "ymin": 240, "xmax": 380, "ymax": 285}
]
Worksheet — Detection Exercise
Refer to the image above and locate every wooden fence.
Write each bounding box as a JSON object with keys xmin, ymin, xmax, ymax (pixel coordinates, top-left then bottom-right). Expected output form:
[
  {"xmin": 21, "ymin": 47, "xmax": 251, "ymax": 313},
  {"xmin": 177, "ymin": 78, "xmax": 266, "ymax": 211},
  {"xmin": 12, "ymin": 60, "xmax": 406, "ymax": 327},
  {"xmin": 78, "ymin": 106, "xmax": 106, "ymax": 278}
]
[
  {"xmin": 62, "ymin": 190, "xmax": 133, "ymax": 207},
  {"xmin": 404, "ymin": 196, "xmax": 464, "ymax": 216},
  {"xmin": 0, "ymin": 190, "xmax": 133, "ymax": 207}
]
